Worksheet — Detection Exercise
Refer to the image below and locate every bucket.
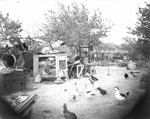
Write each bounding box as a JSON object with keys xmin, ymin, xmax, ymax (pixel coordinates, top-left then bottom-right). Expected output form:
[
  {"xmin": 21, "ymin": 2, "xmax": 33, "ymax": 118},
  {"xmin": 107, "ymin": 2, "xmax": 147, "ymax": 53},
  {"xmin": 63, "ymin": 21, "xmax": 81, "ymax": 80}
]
[
  {"xmin": 2, "ymin": 54, "xmax": 16, "ymax": 68},
  {"xmin": 128, "ymin": 63, "xmax": 137, "ymax": 70}
]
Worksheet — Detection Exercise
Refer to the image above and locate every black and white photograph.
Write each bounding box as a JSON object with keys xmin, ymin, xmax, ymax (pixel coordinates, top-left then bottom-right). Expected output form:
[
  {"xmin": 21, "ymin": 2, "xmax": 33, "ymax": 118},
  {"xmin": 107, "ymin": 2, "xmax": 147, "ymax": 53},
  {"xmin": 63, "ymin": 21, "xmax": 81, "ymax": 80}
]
[{"xmin": 0, "ymin": 0, "xmax": 149, "ymax": 119}]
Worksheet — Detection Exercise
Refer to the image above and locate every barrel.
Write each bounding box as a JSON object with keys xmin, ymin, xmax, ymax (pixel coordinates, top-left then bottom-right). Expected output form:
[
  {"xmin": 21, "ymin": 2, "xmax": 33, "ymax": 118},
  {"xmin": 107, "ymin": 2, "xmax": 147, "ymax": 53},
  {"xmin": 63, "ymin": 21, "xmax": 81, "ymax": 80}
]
[{"xmin": 2, "ymin": 54, "xmax": 16, "ymax": 68}]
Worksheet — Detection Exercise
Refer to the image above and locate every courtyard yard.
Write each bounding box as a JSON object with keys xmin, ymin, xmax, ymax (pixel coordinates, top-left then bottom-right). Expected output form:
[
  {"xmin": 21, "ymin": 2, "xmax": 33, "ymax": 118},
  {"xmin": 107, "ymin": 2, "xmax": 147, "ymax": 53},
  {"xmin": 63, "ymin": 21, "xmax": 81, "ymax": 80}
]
[{"xmin": 28, "ymin": 66, "xmax": 148, "ymax": 119}]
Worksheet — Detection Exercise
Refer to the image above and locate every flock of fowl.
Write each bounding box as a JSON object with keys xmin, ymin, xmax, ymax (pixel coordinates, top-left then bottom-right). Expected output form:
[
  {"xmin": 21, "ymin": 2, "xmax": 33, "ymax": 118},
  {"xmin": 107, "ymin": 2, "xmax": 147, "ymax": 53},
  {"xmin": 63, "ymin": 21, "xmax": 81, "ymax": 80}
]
[{"xmin": 62, "ymin": 72, "xmax": 134, "ymax": 119}]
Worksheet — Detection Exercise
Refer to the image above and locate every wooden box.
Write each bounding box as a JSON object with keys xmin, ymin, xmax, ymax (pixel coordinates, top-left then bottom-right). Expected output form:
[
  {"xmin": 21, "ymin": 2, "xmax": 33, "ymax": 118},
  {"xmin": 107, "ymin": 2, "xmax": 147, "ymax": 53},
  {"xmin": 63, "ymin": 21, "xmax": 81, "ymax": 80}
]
[{"xmin": 0, "ymin": 71, "xmax": 26, "ymax": 94}]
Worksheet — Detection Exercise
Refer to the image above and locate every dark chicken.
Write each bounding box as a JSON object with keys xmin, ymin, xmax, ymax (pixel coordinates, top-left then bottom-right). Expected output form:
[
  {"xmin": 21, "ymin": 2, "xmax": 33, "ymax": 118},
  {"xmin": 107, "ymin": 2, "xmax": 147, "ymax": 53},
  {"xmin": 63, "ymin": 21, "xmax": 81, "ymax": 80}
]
[
  {"xmin": 63, "ymin": 103, "xmax": 78, "ymax": 119},
  {"xmin": 97, "ymin": 87, "xmax": 107, "ymax": 95},
  {"xmin": 124, "ymin": 73, "xmax": 129, "ymax": 78}
]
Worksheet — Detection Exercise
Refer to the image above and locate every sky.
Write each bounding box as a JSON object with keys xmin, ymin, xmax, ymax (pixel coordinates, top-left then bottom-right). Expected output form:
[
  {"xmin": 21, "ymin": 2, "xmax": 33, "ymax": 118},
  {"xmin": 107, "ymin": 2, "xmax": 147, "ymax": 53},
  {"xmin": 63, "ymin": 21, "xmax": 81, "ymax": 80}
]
[{"xmin": 0, "ymin": 0, "xmax": 149, "ymax": 45}]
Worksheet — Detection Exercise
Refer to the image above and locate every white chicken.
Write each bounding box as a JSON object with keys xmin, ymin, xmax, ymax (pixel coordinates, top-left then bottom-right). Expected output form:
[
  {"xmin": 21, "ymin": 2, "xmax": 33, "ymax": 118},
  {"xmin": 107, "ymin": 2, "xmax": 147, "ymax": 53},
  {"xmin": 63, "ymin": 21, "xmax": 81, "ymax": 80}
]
[
  {"xmin": 115, "ymin": 87, "xmax": 129, "ymax": 101},
  {"xmin": 74, "ymin": 82, "xmax": 87, "ymax": 96},
  {"xmin": 84, "ymin": 89, "xmax": 100, "ymax": 98},
  {"xmin": 64, "ymin": 89, "xmax": 76, "ymax": 101}
]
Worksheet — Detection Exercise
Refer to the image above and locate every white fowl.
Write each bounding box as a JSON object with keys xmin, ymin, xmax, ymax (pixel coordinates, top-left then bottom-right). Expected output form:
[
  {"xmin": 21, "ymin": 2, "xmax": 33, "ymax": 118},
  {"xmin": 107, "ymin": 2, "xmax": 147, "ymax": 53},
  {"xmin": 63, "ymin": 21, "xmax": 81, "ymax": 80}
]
[
  {"xmin": 115, "ymin": 87, "xmax": 129, "ymax": 101},
  {"xmin": 74, "ymin": 81, "xmax": 87, "ymax": 96},
  {"xmin": 64, "ymin": 89, "xmax": 76, "ymax": 101},
  {"xmin": 84, "ymin": 89, "xmax": 100, "ymax": 98}
]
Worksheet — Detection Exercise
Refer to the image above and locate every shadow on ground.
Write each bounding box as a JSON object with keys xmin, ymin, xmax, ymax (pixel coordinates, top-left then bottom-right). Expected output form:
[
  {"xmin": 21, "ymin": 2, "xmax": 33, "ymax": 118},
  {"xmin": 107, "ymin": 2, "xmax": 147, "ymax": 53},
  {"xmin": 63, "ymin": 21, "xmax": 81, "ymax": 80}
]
[
  {"xmin": 0, "ymin": 97, "xmax": 21, "ymax": 119},
  {"xmin": 122, "ymin": 81, "xmax": 150, "ymax": 119}
]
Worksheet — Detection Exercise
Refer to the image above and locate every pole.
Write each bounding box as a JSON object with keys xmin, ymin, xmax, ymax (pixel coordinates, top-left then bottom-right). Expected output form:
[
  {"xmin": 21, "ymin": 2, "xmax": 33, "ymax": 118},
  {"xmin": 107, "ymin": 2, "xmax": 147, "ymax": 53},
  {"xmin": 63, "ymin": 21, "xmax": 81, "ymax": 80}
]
[
  {"xmin": 107, "ymin": 59, "xmax": 110, "ymax": 76},
  {"xmin": 107, "ymin": 44, "xmax": 111, "ymax": 76}
]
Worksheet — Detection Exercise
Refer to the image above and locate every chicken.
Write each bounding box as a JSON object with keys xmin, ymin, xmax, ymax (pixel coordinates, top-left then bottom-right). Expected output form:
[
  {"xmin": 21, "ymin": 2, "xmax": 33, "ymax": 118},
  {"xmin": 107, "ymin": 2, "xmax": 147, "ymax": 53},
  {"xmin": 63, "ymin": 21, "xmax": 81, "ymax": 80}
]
[
  {"xmin": 126, "ymin": 66, "xmax": 130, "ymax": 70},
  {"xmin": 15, "ymin": 54, "xmax": 25, "ymax": 69},
  {"xmin": 97, "ymin": 87, "xmax": 107, "ymax": 95},
  {"xmin": 64, "ymin": 89, "xmax": 76, "ymax": 101},
  {"xmin": 115, "ymin": 87, "xmax": 129, "ymax": 101},
  {"xmin": 84, "ymin": 90, "xmax": 99, "ymax": 97},
  {"xmin": 84, "ymin": 86, "xmax": 103, "ymax": 97},
  {"xmin": 89, "ymin": 75, "xmax": 99, "ymax": 85},
  {"xmin": 63, "ymin": 103, "xmax": 78, "ymax": 119},
  {"xmin": 124, "ymin": 73, "xmax": 129, "ymax": 78},
  {"xmin": 130, "ymin": 71, "xmax": 138, "ymax": 78},
  {"xmin": 75, "ymin": 82, "xmax": 87, "ymax": 95}
]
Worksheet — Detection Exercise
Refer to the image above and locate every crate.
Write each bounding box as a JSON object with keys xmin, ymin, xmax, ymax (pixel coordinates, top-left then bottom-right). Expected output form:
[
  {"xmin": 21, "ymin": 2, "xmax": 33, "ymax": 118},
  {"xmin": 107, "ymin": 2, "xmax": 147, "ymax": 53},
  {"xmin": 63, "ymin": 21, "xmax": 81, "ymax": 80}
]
[{"xmin": 0, "ymin": 71, "xmax": 26, "ymax": 94}]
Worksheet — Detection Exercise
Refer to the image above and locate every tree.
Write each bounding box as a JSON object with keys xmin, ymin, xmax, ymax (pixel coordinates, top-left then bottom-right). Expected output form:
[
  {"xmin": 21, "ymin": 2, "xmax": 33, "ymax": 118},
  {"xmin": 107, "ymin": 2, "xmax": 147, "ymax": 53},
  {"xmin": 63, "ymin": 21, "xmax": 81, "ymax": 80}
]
[
  {"xmin": 127, "ymin": 2, "xmax": 150, "ymax": 60},
  {"xmin": 129, "ymin": 2, "xmax": 150, "ymax": 40},
  {"xmin": 42, "ymin": 2, "xmax": 112, "ymax": 48},
  {"xmin": 0, "ymin": 12, "xmax": 23, "ymax": 44},
  {"xmin": 122, "ymin": 36, "xmax": 137, "ymax": 60},
  {"xmin": 136, "ymin": 38, "xmax": 150, "ymax": 60}
]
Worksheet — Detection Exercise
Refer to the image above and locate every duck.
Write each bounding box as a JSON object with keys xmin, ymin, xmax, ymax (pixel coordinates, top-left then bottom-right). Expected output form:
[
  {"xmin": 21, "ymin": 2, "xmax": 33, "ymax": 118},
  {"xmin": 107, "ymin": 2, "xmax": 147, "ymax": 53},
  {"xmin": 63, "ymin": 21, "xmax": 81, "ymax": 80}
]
[
  {"xmin": 97, "ymin": 87, "xmax": 107, "ymax": 95},
  {"xmin": 115, "ymin": 87, "xmax": 129, "ymax": 101},
  {"xmin": 63, "ymin": 103, "xmax": 78, "ymax": 119},
  {"xmin": 124, "ymin": 73, "xmax": 129, "ymax": 78}
]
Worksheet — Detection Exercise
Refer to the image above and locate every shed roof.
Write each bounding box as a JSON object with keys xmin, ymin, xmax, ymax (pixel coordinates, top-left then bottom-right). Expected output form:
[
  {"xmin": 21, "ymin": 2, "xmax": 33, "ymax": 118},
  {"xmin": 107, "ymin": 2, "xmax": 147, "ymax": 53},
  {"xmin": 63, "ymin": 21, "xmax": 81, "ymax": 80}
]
[{"xmin": 53, "ymin": 46, "xmax": 71, "ymax": 56}]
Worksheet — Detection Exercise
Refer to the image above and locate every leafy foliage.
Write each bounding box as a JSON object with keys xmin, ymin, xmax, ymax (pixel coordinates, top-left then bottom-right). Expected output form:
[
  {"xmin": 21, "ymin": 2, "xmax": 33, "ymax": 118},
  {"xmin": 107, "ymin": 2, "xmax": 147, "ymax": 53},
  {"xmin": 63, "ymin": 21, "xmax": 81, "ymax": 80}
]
[
  {"xmin": 136, "ymin": 38, "xmax": 150, "ymax": 59},
  {"xmin": 122, "ymin": 36, "xmax": 150, "ymax": 60},
  {"xmin": 129, "ymin": 2, "xmax": 150, "ymax": 39},
  {"xmin": 122, "ymin": 36, "xmax": 137, "ymax": 60},
  {"xmin": 0, "ymin": 12, "xmax": 23, "ymax": 42},
  {"xmin": 127, "ymin": 2, "xmax": 150, "ymax": 60},
  {"xmin": 99, "ymin": 43, "xmax": 119, "ymax": 51},
  {"xmin": 42, "ymin": 2, "xmax": 112, "ymax": 47}
]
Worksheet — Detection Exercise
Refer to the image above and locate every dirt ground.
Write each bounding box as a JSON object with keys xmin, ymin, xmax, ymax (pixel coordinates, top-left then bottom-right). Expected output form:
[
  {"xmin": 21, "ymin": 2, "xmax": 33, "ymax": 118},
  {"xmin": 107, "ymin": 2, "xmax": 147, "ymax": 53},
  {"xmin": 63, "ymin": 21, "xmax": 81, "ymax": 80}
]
[{"xmin": 26, "ymin": 66, "xmax": 148, "ymax": 119}]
